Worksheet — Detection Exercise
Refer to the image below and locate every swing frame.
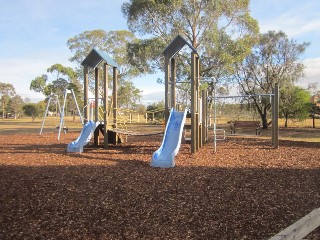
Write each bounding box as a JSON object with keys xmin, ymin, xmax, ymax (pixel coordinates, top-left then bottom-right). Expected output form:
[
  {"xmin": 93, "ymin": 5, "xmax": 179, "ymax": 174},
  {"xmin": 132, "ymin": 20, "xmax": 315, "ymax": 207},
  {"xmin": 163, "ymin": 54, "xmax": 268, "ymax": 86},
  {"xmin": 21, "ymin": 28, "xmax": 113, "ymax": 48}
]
[{"xmin": 40, "ymin": 89, "xmax": 83, "ymax": 140}]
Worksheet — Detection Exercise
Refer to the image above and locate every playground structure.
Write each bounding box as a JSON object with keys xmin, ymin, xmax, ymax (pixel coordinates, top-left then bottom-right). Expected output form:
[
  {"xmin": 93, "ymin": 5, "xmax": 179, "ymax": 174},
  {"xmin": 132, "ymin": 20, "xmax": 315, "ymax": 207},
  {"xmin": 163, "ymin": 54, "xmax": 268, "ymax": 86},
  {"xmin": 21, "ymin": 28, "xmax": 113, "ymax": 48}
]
[
  {"xmin": 78, "ymin": 48, "xmax": 165, "ymax": 151},
  {"xmin": 163, "ymin": 35, "xmax": 279, "ymax": 153},
  {"xmin": 82, "ymin": 48, "xmax": 119, "ymax": 148},
  {"xmin": 40, "ymin": 89, "xmax": 83, "ymax": 140},
  {"xmin": 163, "ymin": 35, "xmax": 204, "ymax": 154},
  {"xmin": 68, "ymin": 35, "xmax": 279, "ymax": 158}
]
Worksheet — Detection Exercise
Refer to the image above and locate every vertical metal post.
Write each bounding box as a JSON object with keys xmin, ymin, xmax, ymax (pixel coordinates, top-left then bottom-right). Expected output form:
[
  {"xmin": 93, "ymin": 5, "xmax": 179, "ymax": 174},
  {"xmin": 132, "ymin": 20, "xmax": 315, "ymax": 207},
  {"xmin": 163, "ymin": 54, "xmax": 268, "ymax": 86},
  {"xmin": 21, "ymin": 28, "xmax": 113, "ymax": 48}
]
[
  {"xmin": 40, "ymin": 96, "xmax": 51, "ymax": 135},
  {"xmin": 71, "ymin": 89, "xmax": 83, "ymax": 125},
  {"xmin": 83, "ymin": 66, "xmax": 89, "ymax": 123},
  {"xmin": 58, "ymin": 90, "xmax": 68, "ymax": 141},
  {"xmin": 103, "ymin": 63, "xmax": 108, "ymax": 149}
]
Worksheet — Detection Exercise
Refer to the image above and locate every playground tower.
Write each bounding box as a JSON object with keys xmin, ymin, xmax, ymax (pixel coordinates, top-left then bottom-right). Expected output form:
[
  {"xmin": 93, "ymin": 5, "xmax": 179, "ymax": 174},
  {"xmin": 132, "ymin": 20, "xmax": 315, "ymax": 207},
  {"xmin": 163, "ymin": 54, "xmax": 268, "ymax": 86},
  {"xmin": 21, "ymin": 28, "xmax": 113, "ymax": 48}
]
[
  {"xmin": 81, "ymin": 48, "xmax": 118, "ymax": 148},
  {"xmin": 163, "ymin": 35, "xmax": 206, "ymax": 153}
]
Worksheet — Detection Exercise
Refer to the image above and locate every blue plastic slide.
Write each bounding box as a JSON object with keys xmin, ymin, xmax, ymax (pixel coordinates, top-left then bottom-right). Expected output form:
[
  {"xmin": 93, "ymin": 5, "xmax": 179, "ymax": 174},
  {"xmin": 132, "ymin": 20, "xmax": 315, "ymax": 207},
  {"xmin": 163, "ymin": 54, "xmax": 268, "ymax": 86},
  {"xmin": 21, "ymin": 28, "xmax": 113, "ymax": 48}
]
[
  {"xmin": 67, "ymin": 121, "xmax": 100, "ymax": 153},
  {"xmin": 151, "ymin": 108, "xmax": 187, "ymax": 168}
]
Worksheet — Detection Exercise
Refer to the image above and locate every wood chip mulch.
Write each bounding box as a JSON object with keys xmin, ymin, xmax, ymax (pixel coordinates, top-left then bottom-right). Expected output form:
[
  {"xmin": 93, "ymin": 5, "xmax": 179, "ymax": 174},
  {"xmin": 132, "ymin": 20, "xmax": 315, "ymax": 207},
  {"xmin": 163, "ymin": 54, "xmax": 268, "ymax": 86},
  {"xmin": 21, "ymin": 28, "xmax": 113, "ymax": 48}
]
[{"xmin": 0, "ymin": 132, "xmax": 319, "ymax": 239}]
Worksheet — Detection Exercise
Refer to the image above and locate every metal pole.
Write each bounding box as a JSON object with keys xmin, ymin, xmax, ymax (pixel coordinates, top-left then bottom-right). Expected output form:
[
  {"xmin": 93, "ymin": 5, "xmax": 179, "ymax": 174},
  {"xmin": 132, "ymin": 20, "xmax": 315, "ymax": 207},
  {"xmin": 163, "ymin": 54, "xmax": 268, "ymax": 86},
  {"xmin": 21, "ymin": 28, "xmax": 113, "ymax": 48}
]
[
  {"xmin": 58, "ymin": 90, "xmax": 68, "ymax": 140},
  {"xmin": 40, "ymin": 96, "xmax": 51, "ymax": 135},
  {"xmin": 71, "ymin": 89, "xmax": 83, "ymax": 125}
]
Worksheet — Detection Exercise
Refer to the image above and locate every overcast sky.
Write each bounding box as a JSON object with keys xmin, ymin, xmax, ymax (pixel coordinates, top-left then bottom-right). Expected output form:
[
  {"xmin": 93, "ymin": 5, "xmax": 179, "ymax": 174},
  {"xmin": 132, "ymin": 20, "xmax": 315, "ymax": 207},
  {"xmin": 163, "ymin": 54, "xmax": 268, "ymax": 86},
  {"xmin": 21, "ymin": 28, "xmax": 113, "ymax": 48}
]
[{"xmin": 0, "ymin": 0, "xmax": 319, "ymax": 103}]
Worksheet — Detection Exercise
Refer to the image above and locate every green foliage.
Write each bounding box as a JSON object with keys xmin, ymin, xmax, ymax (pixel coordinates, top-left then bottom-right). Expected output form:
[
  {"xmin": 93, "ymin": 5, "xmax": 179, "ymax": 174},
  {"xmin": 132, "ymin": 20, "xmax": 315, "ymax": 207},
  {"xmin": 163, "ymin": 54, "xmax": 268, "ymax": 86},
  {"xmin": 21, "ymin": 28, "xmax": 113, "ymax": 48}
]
[
  {"xmin": 29, "ymin": 64, "xmax": 82, "ymax": 116},
  {"xmin": 30, "ymin": 75, "xmax": 50, "ymax": 95},
  {"xmin": 0, "ymin": 82, "xmax": 15, "ymax": 96},
  {"xmin": 0, "ymin": 82, "xmax": 16, "ymax": 119},
  {"xmin": 127, "ymin": 37, "xmax": 166, "ymax": 74},
  {"xmin": 22, "ymin": 102, "xmax": 46, "ymax": 122},
  {"xmin": 280, "ymin": 86, "xmax": 312, "ymax": 127},
  {"xmin": 117, "ymin": 80, "xmax": 142, "ymax": 109},
  {"xmin": 122, "ymin": 0, "xmax": 259, "ymax": 80},
  {"xmin": 30, "ymin": 64, "xmax": 80, "ymax": 97},
  {"xmin": 67, "ymin": 30, "xmax": 141, "ymax": 81},
  {"xmin": 234, "ymin": 31, "xmax": 309, "ymax": 128},
  {"xmin": 136, "ymin": 104, "xmax": 147, "ymax": 114},
  {"xmin": 47, "ymin": 64, "xmax": 77, "ymax": 81},
  {"xmin": 7, "ymin": 95, "xmax": 24, "ymax": 119},
  {"xmin": 147, "ymin": 101, "xmax": 165, "ymax": 120},
  {"xmin": 67, "ymin": 29, "xmax": 148, "ymax": 112}
]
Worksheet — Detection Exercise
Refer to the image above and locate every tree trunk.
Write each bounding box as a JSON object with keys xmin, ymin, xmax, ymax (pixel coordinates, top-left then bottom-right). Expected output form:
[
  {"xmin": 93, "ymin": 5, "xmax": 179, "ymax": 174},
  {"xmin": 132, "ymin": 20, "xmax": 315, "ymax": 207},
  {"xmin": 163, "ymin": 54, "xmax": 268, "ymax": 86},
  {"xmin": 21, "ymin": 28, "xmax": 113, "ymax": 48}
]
[
  {"xmin": 312, "ymin": 114, "xmax": 315, "ymax": 128},
  {"xmin": 261, "ymin": 112, "xmax": 268, "ymax": 129},
  {"xmin": 284, "ymin": 117, "xmax": 288, "ymax": 127},
  {"xmin": 2, "ymin": 101, "xmax": 4, "ymax": 120}
]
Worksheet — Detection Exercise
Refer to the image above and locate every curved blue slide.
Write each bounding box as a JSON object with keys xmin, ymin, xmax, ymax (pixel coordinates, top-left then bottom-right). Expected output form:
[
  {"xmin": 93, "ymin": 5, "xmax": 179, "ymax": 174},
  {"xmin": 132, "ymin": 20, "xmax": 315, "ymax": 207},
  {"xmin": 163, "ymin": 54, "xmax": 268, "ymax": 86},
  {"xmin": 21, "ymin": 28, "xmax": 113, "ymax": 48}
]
[
  {"xmin": 67, "ymin": 121, "xmax": 100, "ymax": 153},
  {"xmin": 151, "ymin": 108, "xmax": 187, "ymax": 168}
]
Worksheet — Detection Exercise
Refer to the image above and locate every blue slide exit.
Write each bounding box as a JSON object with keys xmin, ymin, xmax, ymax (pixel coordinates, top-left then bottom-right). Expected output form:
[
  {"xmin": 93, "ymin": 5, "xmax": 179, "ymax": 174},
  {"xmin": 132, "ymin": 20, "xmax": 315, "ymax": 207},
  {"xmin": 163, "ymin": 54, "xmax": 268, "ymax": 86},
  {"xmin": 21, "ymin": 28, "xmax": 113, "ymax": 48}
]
[
  {"xmin": 151, "ymin": 108, "xmax": 187, "ymax": 168},
  {"xmin": 67, "ymin": 121, "xmax": 100, "ymax": 153}
]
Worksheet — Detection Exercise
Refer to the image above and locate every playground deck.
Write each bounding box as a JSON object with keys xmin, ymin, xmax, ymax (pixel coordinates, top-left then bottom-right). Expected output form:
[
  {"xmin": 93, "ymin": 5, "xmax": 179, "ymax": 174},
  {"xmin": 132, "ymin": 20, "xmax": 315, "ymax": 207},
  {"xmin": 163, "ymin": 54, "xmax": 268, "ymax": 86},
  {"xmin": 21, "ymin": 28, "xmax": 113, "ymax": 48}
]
[{"xmin": 0, "ymin": 132, "xmax": 319, "ymax": 239}]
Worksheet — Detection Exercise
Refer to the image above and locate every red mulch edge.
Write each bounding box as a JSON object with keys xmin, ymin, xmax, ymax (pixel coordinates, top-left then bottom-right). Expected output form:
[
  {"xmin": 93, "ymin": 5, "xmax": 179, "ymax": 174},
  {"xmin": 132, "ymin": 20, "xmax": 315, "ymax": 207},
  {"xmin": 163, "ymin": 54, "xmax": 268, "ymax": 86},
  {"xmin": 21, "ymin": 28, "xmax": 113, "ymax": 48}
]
[{"xmin": 0, "ymin": 132, "xmax": 319, "ymax": 239}]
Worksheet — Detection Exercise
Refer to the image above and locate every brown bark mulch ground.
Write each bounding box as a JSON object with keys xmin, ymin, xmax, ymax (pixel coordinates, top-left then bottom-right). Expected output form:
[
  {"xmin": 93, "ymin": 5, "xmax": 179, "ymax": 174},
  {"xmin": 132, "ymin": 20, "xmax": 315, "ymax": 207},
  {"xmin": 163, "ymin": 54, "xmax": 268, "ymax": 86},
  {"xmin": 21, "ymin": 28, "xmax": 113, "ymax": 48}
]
[{"xmin": 0, "ymin": 132, "xmax": 319, "ymax": 239}]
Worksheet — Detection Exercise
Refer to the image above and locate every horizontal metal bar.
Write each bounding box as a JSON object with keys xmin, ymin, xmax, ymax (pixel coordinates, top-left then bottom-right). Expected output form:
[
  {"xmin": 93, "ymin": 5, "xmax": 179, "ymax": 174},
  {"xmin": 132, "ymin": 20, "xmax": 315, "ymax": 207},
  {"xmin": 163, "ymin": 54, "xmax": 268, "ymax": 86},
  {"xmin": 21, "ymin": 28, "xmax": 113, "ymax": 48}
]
[
  {"xmin": 209, "ymin": 94, "xmax": 274, "ymax": 99},
  {"xmin": 168, "ymin": 81, "xmax": 191, "ymax": 84}
]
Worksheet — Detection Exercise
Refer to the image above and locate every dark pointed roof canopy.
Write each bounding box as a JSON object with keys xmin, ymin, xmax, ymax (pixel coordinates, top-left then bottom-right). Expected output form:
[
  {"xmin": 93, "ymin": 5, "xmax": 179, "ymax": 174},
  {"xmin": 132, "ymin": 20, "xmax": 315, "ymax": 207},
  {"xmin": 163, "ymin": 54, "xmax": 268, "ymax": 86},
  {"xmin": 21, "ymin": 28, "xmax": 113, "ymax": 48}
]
[
  {"xmin": 81, "ymin": 48, "xmax": 118, "ymax": 69},
  {"xmin": 163, "ymin": 35, "xmax": 198, "ymax": 59}
]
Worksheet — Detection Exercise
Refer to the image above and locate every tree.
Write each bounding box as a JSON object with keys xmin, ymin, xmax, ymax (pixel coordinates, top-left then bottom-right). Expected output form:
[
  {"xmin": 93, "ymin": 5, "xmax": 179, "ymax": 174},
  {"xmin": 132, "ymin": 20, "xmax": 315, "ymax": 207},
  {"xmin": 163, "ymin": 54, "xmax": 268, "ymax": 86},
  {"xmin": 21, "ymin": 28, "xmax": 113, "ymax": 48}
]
[
  {"xmin": 0, "ymin": 95, "xmax": 11, "ymax": 118},
  {"xmin": 30, "ymin": 64, "xmax": 82, "ymax": 117},
  {"xmin": 234, "ymin": 31, "xmax": 309, "ymax": 128},
  {"xmin": 67, "ymin": 30, "xmax": 141, "ymax": 82},
  {"xmin": 7, "ymin": 95, "xmax": 24, "ymax": 119},
  {"xmin": 67, "ymin": 30, "xmax": 144, "ymax": 109},
  {"xmin": 280, "ymin": 86, "xmax": 312, "ymax": 127},
  {"xmin": 30, "ymin": 75, "xmax": 50, "ymax": 96},
  {"xmin": 30, "ymin": 64, "xmax": 80, "ymax": 97},
  {"xmin": 0, "ymin": 82, "xmax": 15, "ymax": 119},
  {"xmin": 122, "ymin": 0, "xmax": 259, "ymax": 83},
  {"xmin": 147, "ymin": 101, "xmax": 165, "ymax": 120},
  {"xmin": 117, "ymin": 80, "xmax": 142, "ymax": 109},
  {"xmin": 22, "ymin": 102, "xmax": 45, "ymax": 122}
]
